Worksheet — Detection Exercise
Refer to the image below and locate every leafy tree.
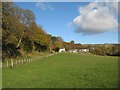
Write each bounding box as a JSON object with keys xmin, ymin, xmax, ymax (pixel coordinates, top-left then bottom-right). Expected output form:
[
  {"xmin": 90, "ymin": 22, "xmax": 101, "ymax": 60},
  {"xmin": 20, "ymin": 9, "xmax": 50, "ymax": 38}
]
[
  {"xmin": 70, "ymin": 40, "xmax": 75, "ymax": 44},
  {"xmin": 16, "ymin": 9, "xmax": 35, "ymax": 48},
  {"xmin": 49, "ymin": 36, "xmax": 64, "ymax": 51},
  {"xmin": 2, "ymin": 2, "xmax": 51, "ymax": 59},
  {"xmin": 2, "ymin": 2, "xmax": 22, "ymax": 58}
]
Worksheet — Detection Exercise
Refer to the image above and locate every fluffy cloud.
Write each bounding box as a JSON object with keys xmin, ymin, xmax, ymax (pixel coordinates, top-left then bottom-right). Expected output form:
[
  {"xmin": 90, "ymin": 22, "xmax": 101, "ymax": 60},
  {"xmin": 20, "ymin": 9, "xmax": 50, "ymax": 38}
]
[
  {"xmin": 36, "ymin": 2, "xmax": 54, "ymax": 11},
  {"xmin": 72, "ymin": 2, "xmax": 118, "ymax": 35}
]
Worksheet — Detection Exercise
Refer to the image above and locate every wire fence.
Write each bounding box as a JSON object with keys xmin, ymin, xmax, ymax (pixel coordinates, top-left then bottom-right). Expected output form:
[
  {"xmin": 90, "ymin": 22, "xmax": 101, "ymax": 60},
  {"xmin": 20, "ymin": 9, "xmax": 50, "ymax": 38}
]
[{"xmin": 1, "ymin": 53, "xmax": 56, "ymax": 68}]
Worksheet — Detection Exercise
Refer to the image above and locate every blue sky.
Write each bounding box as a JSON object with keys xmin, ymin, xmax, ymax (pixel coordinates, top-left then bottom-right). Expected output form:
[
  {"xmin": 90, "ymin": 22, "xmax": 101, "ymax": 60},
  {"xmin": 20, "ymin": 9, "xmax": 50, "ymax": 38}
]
[{"xmin": 15, "ymin": 2, "xmax": 118, "ymax": 44}]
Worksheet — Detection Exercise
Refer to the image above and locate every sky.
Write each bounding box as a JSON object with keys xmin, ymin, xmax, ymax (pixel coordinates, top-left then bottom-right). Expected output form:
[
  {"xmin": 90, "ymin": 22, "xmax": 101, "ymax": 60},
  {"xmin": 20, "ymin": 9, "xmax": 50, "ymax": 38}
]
[{"xmin": 15, "ymin": 2, "xmax": 119, "ymax": 44}]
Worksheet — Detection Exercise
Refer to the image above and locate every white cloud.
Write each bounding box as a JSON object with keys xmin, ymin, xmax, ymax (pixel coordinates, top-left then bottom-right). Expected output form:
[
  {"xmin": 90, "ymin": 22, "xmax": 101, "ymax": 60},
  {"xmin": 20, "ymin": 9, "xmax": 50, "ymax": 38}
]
[
  {"xmin": 36, "ymin": 2, "xmax": 54, "ymax": 11},
  {"xmin": 72, "ymin": 2, "xmax": 118, "ymax": 35}
]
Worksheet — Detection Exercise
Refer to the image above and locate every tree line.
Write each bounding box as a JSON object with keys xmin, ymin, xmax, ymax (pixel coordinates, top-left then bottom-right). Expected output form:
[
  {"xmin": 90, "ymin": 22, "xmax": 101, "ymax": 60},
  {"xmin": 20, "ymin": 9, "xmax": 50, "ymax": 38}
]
[
  {"xmin": 2, "ymin": 2, "xmax": 84, "ymax": 60},
  {"xmin": 87, "ymin": 44, "xmax": 120, "ymax": 56}
]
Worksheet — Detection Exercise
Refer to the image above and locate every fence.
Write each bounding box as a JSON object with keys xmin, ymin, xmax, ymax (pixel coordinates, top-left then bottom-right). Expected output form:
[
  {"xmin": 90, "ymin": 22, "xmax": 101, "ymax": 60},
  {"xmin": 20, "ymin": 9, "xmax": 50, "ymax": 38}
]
[{"xmin": 2, "ymin": 53, "xmax": 56, "ymax": 68}]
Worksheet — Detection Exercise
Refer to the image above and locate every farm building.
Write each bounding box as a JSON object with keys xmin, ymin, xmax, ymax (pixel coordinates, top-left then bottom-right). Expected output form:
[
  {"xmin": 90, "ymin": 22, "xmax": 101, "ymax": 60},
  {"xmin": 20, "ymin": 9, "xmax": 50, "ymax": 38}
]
[
  {"xmin": 79, "ymin": 49, "xmax": 89, "ymax": 52},
  {"xmin": 59, "ymin": 48, "xmax": 66, "ymax": 53},
  {"xmin": 68, "ymin": 49, "xmax": 89, "ymax": 53}
]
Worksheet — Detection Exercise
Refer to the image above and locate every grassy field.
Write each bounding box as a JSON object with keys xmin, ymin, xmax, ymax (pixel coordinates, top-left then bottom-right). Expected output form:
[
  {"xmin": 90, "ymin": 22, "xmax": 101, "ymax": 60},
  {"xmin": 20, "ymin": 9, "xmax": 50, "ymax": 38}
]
[{"xmin": 2, "ymin": 53, "xmax": 118, "ymax": 88}]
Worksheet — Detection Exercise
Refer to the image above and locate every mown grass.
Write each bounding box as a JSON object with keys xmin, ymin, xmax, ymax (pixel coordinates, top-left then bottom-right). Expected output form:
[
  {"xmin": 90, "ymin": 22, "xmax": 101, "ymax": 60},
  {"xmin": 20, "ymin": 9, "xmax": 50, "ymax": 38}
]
[{"xmin": 2, "ymin": 53, "xmax": 118, "ymax": 88}]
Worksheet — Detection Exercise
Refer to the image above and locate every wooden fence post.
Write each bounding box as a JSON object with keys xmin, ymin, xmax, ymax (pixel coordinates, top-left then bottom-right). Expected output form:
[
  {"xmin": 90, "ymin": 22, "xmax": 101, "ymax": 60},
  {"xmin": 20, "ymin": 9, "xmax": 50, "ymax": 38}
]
[
  {"xmin": 6, "ymin": 60, "xmax": 8, "ymax": 68},
  {"xmin": 24, "ymin": 59, "xmax": 26, "ymax": 63},
  {"xmin": 0, "ymin": 61, "xmax": 1, "ymax": 69},
  {"xmin": 0, "ymin": 61, "xmax": 3, "ymax": 69},
  {"xmin": 16, "ymin": 60, "xmax": 17, "ymax": 66},
  {"xmin": 22, "ymin": 60, "xmax": 23, "ymax": 64},
  {"xmin": 11, "ymin": 59, "xmax": 13, "ymax": 68}
]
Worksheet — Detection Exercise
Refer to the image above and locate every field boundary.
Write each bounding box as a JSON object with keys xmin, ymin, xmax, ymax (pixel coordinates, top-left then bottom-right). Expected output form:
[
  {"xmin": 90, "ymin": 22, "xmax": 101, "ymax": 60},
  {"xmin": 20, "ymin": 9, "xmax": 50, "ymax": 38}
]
[{"xmin": 2, "ymin": 52, "xmax": 58, "ymax": 68}]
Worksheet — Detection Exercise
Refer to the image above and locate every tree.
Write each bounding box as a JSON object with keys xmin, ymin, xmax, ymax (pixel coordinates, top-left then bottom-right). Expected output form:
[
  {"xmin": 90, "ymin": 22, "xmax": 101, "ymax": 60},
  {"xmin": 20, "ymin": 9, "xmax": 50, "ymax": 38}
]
[
  {"xmin": 16, "ymin": 9, "xmax": 35, "ymax": 48},
  {"xmin": 49, "ymin": 36, "xmax": 64, "ymax": 52},
  {"xmin": 70, "ymin": 40, "xmax": 75, "ymax": 44},
  {"xmin": 2, "ymin": 2, "xmax": 51, "ymax": 59},
  {"xmin": 2, "ymin": 2, "xmax": 22, "ymax": 58}
]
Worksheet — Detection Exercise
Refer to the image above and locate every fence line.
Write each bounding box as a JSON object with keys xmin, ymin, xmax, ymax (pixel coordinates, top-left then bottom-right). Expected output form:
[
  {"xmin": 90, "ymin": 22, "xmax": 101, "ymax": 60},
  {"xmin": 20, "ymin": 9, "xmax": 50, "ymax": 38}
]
[
  {"xmin": 2, "ymin": 53, "xmax": 57, "ymax": 68},
  {"xmin": 0, "ymin": 61, "xmax": 2, "ymax": 69},
  {"xmin": 11, "ymin": 59, "xmax": 13, "ymax": 68},
  {"xmin": 6, "ymin": 61, "xmax": 8, "ymax": 68}
]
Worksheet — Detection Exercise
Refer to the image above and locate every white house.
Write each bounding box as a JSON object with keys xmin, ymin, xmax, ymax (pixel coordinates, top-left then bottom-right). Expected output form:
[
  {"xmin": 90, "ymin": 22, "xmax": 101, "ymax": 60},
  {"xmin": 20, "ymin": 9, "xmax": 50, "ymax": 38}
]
[
  {"xmin": 59, "ymin": 48, "xmax": 66, "ymax": 53},
  {"xmin": 79, "ymin": 49, "xmax": 89, "ymax": 52},
  {"xmin": 73, "ymin": 49, "xmax": 78, "ymax": 53}
]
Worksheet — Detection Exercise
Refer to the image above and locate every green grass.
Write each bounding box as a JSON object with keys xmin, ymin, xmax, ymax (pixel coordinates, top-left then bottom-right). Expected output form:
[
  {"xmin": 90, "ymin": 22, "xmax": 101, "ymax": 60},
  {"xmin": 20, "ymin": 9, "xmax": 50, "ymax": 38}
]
[
  {"xmin": 2, "ymin": 52, "xmax": 51, "ymax": 68},
  {"xmin": 2, "ymin": 53, "xmax": 118, "ymax": 88}
]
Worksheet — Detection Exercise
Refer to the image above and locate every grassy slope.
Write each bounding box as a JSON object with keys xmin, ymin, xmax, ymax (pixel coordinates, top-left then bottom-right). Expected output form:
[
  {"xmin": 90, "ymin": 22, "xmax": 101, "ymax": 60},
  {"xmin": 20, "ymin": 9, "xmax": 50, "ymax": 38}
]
[{"xmin": 2, "ymin": 53, "xmax": 118, "ymax": 88}]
